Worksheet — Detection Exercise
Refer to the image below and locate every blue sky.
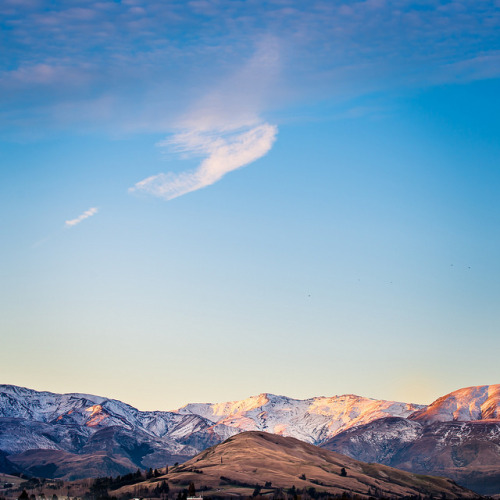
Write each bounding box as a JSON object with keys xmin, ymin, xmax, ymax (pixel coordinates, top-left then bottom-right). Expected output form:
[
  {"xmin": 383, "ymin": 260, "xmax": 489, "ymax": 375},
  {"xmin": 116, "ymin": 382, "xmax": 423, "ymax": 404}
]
[{"xmin": 1, "ymin": 0, "xmax": 500, "ymax": 410}]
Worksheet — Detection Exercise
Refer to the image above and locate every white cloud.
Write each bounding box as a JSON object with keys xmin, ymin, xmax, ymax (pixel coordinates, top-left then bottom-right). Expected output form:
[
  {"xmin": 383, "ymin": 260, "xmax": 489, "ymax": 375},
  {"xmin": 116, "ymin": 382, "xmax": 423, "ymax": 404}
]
[
  {"xmin": 130, "ymin": 40, "xmax": 279, "ymax": 201},
  {"xmin": 130, "ymin": 122, "xmax": 277, "ymax": 200},
  {"xmin": 65, "ymin": 207, "xmax": 98, "ymax": 227}
]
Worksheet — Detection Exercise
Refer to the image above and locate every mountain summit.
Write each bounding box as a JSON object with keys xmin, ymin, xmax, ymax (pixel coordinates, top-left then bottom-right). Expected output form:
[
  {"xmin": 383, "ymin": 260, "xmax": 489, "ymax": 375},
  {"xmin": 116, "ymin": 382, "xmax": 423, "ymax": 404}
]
[{"xmin": 409, "ymin": 384, "xmax": 500, "ymax": 422}]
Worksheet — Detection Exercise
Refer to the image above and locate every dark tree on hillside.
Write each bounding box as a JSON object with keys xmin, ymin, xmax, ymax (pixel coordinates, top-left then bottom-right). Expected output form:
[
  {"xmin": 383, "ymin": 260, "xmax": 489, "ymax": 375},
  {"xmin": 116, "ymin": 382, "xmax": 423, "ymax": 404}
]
[
  {"xmin": 188, "ymin": 482, "xmax": 196, "ymax": 497},
  {"xmin": 155, "ymin": 481, "xmax": 169, "ymax": 495},
  {"xmin": 307, "ymin": 487, "xmax": 317, "ymax": 499},
  {"xmin": 340, "ymin": 467, "xmax": 347, "ymax": 477},
  {"xmin": 18, "ymin": 490, "xmax": 29, "ymax": 500}
]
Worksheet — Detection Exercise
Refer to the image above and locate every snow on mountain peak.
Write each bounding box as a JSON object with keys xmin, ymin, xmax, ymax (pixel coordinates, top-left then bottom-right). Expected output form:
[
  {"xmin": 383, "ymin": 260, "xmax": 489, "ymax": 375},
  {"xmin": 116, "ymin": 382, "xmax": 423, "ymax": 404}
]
[
  {"xmin": 174, "ymin": 391, "xmax": 423, "ymax": 444},
  {"xmin": 409, "ymin": 384, "xmax": 500, "ymax": 422},
  {"xmin": 176, "ymin": 393, "xmax": 273, "ymax": 422},
  {"xmin": 1, "ymin": 382, "xmax": 498, "ymax": 463},
  {"xmin": 84, "ymin": 404, "xmax": 109, "ymax": 427}
]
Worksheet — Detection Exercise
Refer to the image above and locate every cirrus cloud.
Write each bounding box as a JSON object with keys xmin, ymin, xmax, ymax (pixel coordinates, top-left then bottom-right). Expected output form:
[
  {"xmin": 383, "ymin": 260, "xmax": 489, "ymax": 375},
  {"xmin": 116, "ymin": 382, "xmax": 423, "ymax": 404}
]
[
  {"xmin": 65, "ymin": 207, "xmax": 98, "ymax": 227},
  {"xmin": 130, "ymin": 122, "xmax": 277, "ymax": 200},
  {"xmin": 129, "ymin": 39, "xmax": 280, "ymax": 201}
]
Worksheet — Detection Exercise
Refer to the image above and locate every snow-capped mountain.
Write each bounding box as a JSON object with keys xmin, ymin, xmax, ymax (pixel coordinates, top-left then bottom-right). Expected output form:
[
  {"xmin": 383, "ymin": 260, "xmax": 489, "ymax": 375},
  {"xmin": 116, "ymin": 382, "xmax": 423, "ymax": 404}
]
[
  {"xmin": 0, "ymin": 383, "xmax": 423, "ymax": 476},
  {"xmin": 0, "ymin": 384, "xmax": 225, "ymax": 466},
  {"xmin": 0, "ymin": 385, "xmax": 423, "ymax": 453},
  {"xmin": 321, "ymin": 384, "xmax": 500, "ymax": 496},
  {"xmin": 175, "ymin": 392, "xmax": 422, "ymax": 444},
  {"xmin": 408, "ymin": 383, "xmax": 500, "ymax": 422},
  {"xmin": 0, "ymin": 384, "xmax": 202, "ymax": 438},
  {"xmin": 0, "ymin": 383, "xmax": 498, "ymax": 486}
]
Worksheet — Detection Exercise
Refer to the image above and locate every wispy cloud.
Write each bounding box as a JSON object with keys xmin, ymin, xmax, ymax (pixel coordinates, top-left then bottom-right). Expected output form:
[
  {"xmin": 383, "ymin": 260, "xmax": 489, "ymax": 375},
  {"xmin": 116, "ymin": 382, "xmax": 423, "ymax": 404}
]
[
  {"xmin": 130, "ymin": 40, "xmax": 279, "ymax": 200},
  {"xmin": 65, "ymin": 207, "xmax": 98, "ymax": 227},
  {"xmin": 130, "ymin": 123, "xmax": 277, "ymax": 200}
]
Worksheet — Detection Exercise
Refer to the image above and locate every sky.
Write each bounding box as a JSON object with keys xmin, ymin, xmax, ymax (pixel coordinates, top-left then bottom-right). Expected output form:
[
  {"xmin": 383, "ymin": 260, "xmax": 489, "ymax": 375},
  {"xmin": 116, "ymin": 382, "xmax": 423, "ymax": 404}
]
[{"xmin": 1, "ymin": 0, "xmax": 500, "ymax": 411}]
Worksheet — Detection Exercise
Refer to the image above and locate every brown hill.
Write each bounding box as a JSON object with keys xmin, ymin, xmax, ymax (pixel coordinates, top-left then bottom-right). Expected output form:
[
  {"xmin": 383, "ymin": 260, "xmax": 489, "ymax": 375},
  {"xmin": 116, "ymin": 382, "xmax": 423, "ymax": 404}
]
[
  {"xmin": 115, "ymin": 431, "xmax": 476, "ymax": 498},
  {"xmin": 8, "ymin": 449, "xmax": 137, "ymax": 480}
]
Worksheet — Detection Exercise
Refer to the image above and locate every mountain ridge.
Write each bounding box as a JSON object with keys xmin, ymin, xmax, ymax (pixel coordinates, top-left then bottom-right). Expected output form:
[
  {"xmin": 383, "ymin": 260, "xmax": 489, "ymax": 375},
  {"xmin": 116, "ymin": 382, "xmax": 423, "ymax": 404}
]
[
  {"xmin": 174, "ymin": 391, "xmax": 423, "ymax": 444},
  {"xmin": 0, "ymin": 384, "xmax": 426, "ymax": 449},
  {"xmin": 0, "ymin": 382, "xmax": 498, "ymax": 492}
]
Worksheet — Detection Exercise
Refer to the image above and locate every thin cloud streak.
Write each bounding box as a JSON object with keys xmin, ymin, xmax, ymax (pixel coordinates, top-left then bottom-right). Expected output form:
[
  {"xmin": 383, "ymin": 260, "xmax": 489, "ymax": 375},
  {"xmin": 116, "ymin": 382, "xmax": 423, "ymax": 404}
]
[
  {"xmin": 130, "ymin": 123, "xmax": 277, "ymax": 200},
  {"xmin": 65, "ymin": 207, "xmax": 98, "ymax": 227},
  {"xmin": 130, "ymin": 40, "xmax": 279, "ymax": 201}
]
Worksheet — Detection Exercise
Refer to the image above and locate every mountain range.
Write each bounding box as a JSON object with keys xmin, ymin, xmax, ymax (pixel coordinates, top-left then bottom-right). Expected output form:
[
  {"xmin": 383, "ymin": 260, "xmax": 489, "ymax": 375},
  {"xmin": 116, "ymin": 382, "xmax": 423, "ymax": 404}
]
[{"xmin": 0, "ymin": 383, "xmax": 498, "ymax": 494}]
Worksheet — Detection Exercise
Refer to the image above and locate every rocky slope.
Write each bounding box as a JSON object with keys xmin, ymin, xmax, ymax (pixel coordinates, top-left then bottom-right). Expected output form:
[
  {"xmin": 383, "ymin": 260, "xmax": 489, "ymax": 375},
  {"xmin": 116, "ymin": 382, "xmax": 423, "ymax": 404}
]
[
  {"xmin": 0, "ymin": 385, "xmax": 216, "ymax": 475},
  {"xmin": 323, "ymin": 419, "xmax": 500, "ymax": 495},
  {"xmin": 175, "ymin": 392, "xmax": 421, "ymax": 444},
  {"xmin": 322, "ymin": 386, "xmax": 500, "ymax": 495}
]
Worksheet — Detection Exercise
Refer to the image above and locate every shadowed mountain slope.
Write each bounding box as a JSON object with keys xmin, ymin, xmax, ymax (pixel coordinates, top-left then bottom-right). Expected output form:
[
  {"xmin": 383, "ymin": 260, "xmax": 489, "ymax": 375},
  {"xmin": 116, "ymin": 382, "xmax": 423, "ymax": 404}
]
[
  {"xmin": 322, "ymin": 417, "xmax": 500, "ymax": 495},
  {"xmin": 8, "ymin": 449, "xmax": 136, "ymax": 481},
  {"xmin": 0, "ymin": 450, "xmax": 21, "ymax": 475}
]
